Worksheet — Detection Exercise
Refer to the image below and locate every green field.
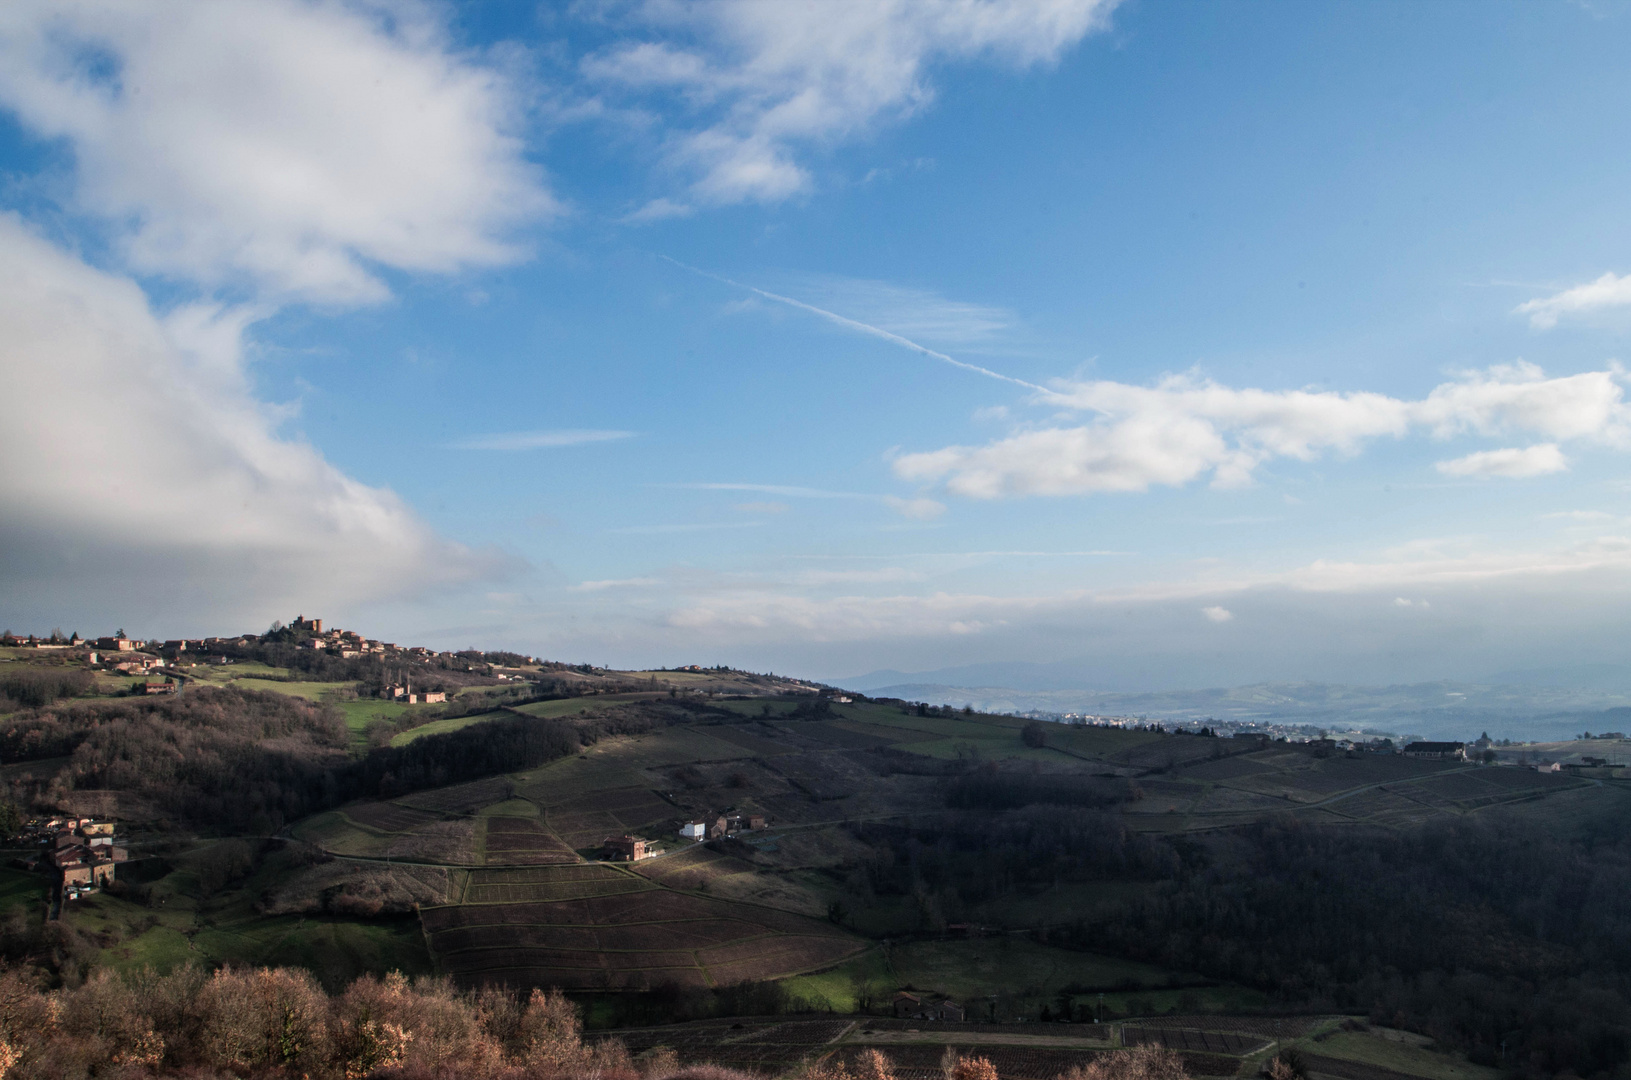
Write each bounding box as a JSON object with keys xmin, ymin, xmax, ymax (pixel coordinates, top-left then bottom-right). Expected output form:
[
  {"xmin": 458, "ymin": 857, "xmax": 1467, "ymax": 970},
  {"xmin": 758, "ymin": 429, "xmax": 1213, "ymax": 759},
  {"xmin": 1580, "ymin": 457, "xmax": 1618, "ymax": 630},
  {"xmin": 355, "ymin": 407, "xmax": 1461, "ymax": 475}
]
[
  {"xmin": 390, "ymin": 708, "xmax": 509, "ymax": 746},
  {"xmin": 63, "ymin": 843, "xmax": 433, "ymax": 990},
  {"xmin": 334, "ymin": 698, "xmax": 414, "ymax": 738}
]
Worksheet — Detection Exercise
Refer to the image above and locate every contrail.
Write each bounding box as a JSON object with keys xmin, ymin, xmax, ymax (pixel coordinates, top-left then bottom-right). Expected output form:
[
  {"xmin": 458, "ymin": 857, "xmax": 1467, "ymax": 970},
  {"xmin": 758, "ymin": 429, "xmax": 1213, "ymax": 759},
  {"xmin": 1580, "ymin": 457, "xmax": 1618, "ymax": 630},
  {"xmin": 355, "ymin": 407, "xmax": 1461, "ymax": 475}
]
[{"xmin": 660, "ymin": 255, "xmax": 1053, "ymax": 395}]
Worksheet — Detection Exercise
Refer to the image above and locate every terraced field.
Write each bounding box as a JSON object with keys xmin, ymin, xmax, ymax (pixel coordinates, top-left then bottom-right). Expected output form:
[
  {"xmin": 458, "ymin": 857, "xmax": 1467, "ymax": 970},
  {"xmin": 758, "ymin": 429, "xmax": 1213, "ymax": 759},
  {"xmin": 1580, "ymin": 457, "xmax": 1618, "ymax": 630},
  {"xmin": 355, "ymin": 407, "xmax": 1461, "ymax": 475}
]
[
  {"xmin": 482, "ymin": 816, "xmax": 578, "ymax": 865},
  {"xmin": 464, "ymin": 864, "xmax": 645, "ymax": 903},
  {"xmin": 343, "ymin": 801, "xmax": 442, "ymax": 832},
  {"xmin": 421, "ymin": 875, "xmax": 865, "ymax": 990},
  {"xmin": 397, "ymin": 776, "xmax": 516, "ymax": 814}
]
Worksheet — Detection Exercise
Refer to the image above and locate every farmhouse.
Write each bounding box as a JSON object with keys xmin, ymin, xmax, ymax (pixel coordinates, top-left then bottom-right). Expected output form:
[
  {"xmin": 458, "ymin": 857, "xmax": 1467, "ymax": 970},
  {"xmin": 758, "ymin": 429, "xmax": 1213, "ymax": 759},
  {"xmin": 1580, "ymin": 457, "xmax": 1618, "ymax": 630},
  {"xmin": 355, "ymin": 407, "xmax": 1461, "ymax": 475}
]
[
  {"xmin": 680, "ymin": 819, "xmax": 709, "ymax": 841},
  {"xmin": 938, "ymin": 1001, "xmax": 966, "ymax": 1022},
  {"xmin": 47, "ymin": 819, "xmax": 127, "ymax": 897},
  {"xmin": 1403, "ymin": 741, "xmax": 1466, "ymax": 761},
  {"xmin": 602, "ymin": 835, "xmax": 656, "ymax": 861},
  {"xmin": 892, "ymin": 992, "xmax": 921, "ymax": 1018}
]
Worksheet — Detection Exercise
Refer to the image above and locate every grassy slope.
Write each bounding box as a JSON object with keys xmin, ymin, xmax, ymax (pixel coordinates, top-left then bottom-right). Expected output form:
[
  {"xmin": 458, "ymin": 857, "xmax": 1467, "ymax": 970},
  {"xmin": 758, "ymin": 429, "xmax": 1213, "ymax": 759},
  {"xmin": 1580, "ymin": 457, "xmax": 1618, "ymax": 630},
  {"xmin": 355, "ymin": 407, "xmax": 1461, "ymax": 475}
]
[
  {"xmin": 1299, "ymin": 1030, "xmax": 1501, "ymax": 1080},
  {"xmin": 66, "ymin": 843, "xmax": 432, "ymax": 990}
]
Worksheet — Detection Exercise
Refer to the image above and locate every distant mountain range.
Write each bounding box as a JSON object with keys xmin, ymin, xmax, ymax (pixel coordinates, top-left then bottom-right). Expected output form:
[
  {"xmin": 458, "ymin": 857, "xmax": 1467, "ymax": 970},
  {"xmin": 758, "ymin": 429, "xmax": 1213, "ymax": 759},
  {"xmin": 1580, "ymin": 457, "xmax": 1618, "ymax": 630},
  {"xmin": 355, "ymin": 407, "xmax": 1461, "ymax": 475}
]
[{"xmin": 835, "ymin": 662, "xmax": 1631, "ymax": 743}]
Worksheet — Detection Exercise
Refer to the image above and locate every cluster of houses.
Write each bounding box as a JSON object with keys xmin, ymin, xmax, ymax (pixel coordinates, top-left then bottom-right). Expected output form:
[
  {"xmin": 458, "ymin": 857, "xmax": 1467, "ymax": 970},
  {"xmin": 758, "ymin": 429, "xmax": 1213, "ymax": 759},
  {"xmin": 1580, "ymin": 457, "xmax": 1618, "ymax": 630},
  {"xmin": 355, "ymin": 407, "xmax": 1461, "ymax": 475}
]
[
  {"xmin": 287, "ymin": 616, "xmax": 396, "ymax": 659},
  {"xmin": 893, "ymin": 992, "xmax": 966, "ymax": 1022},
  {"xmin": 600, "ymin": 810, "xmax": 775, "ymax": 861},
  {"xmin": 379, "ymin": 682, "xmax": 447, "ymax": 705},
  {"xmin": 22, "ymin": 819, "xmax": 128, "ymax": 901},
  {"xmin": 680, "ymin": 811, "xmax": 767, "ymax": 841}
]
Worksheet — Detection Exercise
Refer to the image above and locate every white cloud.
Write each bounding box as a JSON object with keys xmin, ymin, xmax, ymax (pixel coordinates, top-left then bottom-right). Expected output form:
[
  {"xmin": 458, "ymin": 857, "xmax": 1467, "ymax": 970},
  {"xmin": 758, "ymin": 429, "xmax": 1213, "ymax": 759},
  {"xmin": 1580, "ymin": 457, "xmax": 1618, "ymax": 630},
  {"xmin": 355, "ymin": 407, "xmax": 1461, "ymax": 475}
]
[
  {"xmin": 895, "ymin": 364, "xmax": 1629, "ymax": 497},
  {"xmin": 586, "ymin": 0, "xmax": 1118, "ymax": 208},
  {"xmin": 451, "ymin": 430, "xmax": 636, "ymax": 451},
  {"xmin": 1436, "ymin": 444, "xmax": 1568, "ymax": 479},
  {"xmin": 1517, "ymin": 272, "xmax": 1631, "ymax": 330},
  {"xmin": 0, "ymin": 216, "xmax": 508, "ymax": 625},
  {"xmin": 0, "ymin": 0, "xmax": 552, "ymax": 303},
  {"xmin": 1200, "ymin": 605, "xmax": 1234, "ymax": 623}
]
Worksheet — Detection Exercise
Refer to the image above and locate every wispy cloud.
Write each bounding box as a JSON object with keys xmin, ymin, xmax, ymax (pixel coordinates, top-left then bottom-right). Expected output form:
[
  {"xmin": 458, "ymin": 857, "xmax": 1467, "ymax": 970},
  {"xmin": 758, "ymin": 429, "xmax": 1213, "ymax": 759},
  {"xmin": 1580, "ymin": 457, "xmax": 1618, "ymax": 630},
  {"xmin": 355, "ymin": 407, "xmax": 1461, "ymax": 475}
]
[
  {"xmin": 787, "ymin": 550, "xmax": 1126, "ymax": 559},
  {"xmin": 661, "ymin": 257, "xmax": 1050, "ymax": 392},
  {"xmin": 1436, "ymin": 444, "xmax": 1568, "ymax": 479},
  {"xmin": 1517, "ymin": 272, "xmax": 1631, "ymax": 329},
  {"xmin": 585, "ymin": 1, "xmax": 1118, "ymax": 211},
  {"xmin": 569, "ymin": 577, "xmax": 662, "ymax": 592},
  {"xmin": 673, "ymin": 481, "xmax": 945, "ymax": 519},
  {"xmin": 773, "ymin": 274, "xmax": 1013, "ymax": 347},
  {"xmin": 451, "ymin": 429, "xmax": 636, "ymax": 451},
  {"xmin": 1542, "ymin": 510, "xmax": 1616, "ymax": 521},
  {"xmin": 609, "ymin": 521, "xmax": 766, "ymax": 535}
]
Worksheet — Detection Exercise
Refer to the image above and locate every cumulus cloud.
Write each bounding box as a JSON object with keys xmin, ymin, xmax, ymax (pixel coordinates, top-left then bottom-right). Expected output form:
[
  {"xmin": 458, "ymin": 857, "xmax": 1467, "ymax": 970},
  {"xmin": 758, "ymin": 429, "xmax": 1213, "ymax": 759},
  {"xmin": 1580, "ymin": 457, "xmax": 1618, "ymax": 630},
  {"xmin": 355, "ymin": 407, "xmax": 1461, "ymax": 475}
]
[
  {"xmin": 586, "ymin": 0, "xmax": 1117, "ymax": 209},
  {"xmin": 0, "ymin": 3, "xmax": 546, "ymax": 629},
  {"xmin": 1517, "ymin": 272, "xmax": 1631, "ymax": 330},
  {"xmin": 1201, "ymin": 606, "xmax": 1233, "ymax": 623},
  {"xmin": 0, "ymin": 0, "xmax": 552, "ymax": 303},
  {"xmin": 0, "ymin": 216, "xmax": 509, "ymax": 626},
  {"xmin": 1436, "ymin": 444, "xmax": 1568, "ymax": 479},
  {"xmin": 895, "ymin": 364, "xmax": 1629, "ymax": 497}
]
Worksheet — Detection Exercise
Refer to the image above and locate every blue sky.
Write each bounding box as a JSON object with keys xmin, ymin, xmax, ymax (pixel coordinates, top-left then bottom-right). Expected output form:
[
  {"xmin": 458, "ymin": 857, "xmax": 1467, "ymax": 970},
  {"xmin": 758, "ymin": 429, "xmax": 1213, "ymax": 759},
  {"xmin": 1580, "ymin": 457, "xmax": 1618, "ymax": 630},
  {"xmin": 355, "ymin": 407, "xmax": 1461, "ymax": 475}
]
[{"xmin": 5, "ymin": 1, "xmax": 1631, "ymax": 687}]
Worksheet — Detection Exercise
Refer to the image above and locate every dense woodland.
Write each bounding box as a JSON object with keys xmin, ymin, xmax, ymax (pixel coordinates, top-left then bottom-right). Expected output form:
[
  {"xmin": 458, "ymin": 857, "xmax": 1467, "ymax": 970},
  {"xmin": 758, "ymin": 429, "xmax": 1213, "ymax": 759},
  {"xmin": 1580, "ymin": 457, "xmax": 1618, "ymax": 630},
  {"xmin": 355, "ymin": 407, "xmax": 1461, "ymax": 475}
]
[
  {"xmin": 1066, "ymin": 813, "xmax": 1631, "ymax": 1079},
  {"xmin": 0, "ymin": 688, "xmax": 600, "ymax": 833}
]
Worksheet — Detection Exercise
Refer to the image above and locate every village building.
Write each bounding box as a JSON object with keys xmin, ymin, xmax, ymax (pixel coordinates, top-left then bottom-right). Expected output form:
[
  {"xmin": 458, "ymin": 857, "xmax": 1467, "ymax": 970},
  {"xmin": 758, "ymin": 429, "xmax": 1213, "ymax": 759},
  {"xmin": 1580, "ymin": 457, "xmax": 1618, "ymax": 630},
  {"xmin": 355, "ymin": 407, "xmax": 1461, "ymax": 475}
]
[
  {"xmin": 681, "ymin": 819, "xmax": 709, "ymax": 841},
  {"xmin": 601, "ymin": 835, "xmax": 656, "ymax": 861},
  {"xmin": 937, "ymin": 1001, "xmax": 966, "ymax": 1022},
  {"xmin": 1402, "ymin": 741, "xmax": 1467, "ymax": 761},
  {"xmin": 892, "ymin": 992, "xmax": 921, "ymax": 1018}
]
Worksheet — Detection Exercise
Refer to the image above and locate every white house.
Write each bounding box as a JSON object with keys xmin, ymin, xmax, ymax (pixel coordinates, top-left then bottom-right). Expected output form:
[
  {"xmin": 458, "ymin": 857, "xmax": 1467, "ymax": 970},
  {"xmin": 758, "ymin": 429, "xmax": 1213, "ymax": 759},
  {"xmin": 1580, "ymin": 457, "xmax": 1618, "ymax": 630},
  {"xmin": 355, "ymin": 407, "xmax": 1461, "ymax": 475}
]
[{"xmin": 680, "ymin": 819, "xmax": 709, "ymax": 841}]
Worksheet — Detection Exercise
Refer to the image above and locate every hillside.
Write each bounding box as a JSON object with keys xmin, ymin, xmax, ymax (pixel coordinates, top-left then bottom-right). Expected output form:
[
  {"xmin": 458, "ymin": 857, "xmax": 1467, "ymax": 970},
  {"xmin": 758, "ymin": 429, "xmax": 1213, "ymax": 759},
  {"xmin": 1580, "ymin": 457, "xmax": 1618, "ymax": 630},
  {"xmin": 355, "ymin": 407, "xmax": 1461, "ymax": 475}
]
[{"xmin": 3, "ymin": 631, "xmax": 1631, "ymax": 1078}]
